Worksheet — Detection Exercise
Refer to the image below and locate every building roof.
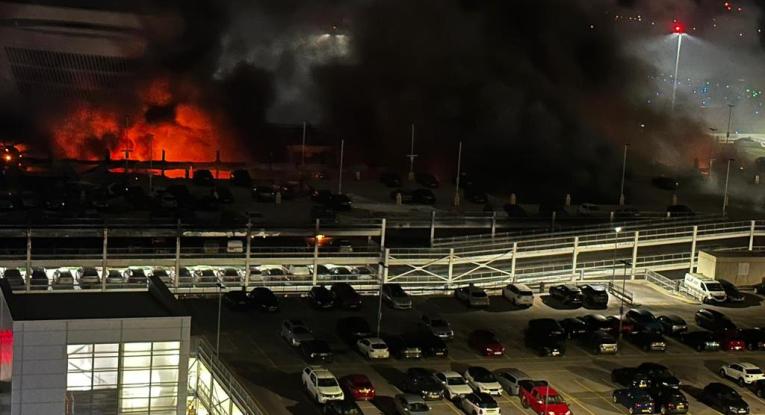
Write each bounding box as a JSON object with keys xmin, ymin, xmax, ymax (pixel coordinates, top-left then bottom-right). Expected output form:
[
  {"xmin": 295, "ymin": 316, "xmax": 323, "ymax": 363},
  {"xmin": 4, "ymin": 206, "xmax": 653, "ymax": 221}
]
[{"xmin": 0, "ymin": 276, "xmax": 188, "ymax": 321}]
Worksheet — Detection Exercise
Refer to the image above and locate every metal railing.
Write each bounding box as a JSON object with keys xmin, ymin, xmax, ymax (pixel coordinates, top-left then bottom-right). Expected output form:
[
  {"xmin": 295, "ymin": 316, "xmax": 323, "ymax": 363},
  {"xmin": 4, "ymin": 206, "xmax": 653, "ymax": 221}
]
[{"xmin": 645, "ymin": 270, "xmax": 680, "ymax": 293}]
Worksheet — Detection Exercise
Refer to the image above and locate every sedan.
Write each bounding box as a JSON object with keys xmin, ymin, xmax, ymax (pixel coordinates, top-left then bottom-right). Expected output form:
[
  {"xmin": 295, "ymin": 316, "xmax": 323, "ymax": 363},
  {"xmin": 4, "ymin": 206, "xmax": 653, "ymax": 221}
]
[
  {"xmin": 548, "ymin": 284, "xmax": 583, "ymax": 306},
  {"xmin": 625, "ymin": 309, "xmax": 663, "ymax": 334},
  {"xmin": 580, "ymin": 331, "xmax": 618, "ymax": 354},
  {"xmin": 394, "ymin": 393, "xmax": 430, "ymax": 415},
  {"xmin": 579, "ymin": 314, "xmax": 612, "ymax": 333},
  {"xmin": 559, "ymin": 317, "xmax": 587, "ymax": 339},
  {"xmin": 455, "ymin": 285, "xmax": 490, "ymax": 307},
  {"xmin": 405, "ymin": 368, "xmax": 443, "ymax": 400},
  {"xmin": 382, "ymin": 283, "xmax": 412, "ymax": 309},
  {"xmin": 356, "ymin": 337, "xmax": 390, "ymax": 359},
  {"xmin": 580, "ymin": 284, "xmax": 609, "ymax": 308},
  {"xmin": 701, "ymin": 383, "xmax": 749, "ymax": 415},
  {"xmin": 464, "ymin": 367, "xmax": 502, "ymax": 396},
  {"xmin": 695, "ymin": 308, "xmax": 736, "ymax": 332},
  {"xmin": 433, "ymin": 371, "xmax": 472, "ymax": 400},
  {"xmin": 300, "ymin": 339, "xmax": 333, "ymax": 363},
  {"xmin": 679, "ymin": 330, "xmax": 721, "ymax": 352},
  {"xmin": 340, "ymin": 374, "xmax": 375, "ymax": 401},
  {"xmin": 657, "ymin": 314, "xmax": 688, "ymax": 336},
  {"xmin": 308, "ymin": 285, "xmax": 335, "ymax": 309},
  {"xmin": 468, "ymin": 330, "xmax": 505, "ymax": 356},
  {"xmin": 419, "ymin": 315, "xmax": 454, "ymax": 340},
  {"xmin": 248, "ymin": 287, "xmax": 279, "ymax": 312},
  {"xmin": 612, "ymin": 388, "xmax": 655, "ymax": 414},
  {"xmin": 651, "ymin": 386, "xmax": 689, "ymax": 414},
  {"xmin": 331, "ymin": 283, "xmax": 362, "ymax": 310},
  {"xmin": 627, "ymin": 331, "xmax": 667, "ymax": 352}
]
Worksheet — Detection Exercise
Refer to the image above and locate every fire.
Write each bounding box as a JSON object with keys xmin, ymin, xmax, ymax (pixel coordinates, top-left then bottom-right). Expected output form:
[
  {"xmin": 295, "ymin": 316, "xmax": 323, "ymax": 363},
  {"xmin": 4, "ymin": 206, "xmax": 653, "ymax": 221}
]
[{"xmin": 49, "ymin": 78, "xmax": 237, "ymax": 162}]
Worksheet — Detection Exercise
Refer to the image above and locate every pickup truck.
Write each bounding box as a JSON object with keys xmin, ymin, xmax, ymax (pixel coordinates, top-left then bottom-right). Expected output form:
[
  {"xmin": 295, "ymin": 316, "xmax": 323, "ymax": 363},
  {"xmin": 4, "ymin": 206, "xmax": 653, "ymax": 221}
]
[{"xmin": 518, "ymin": 380, "xmax": 572, "ymax": 415}]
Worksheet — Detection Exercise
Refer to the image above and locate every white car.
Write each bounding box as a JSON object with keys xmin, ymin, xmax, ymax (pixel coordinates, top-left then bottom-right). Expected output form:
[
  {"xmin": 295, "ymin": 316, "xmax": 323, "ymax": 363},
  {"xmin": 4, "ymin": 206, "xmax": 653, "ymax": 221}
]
[
  {"xmin": 433, "ymin": 371, "xmax": 473, "ymax": 400},
  {"xmin": 357, "ymin": 337, "xmax": 390, "ymax": 359},
  {"xmin": 464, "ymin": 367, "xmax": 502, "ymax": 396},
  {"xmin": 455, "ymin": 285, "xmax": 490, "ymax": 307},
  {"xmin": 577, "ymin": 203, "xmax": 600, "ymax": 216},
  {"xmin": 280, "ymin": 320, "xmax": 314, "ymax": 346},
  {"xmin": 502, "ymin": 283, "xmax": 534, "ymax": 307},
  {"xmin": 459, "ymin": 392, "xmax": 501, "ymax": 415},
  {"xmin": 720, "ymin": 362, "xmax": 765, "ymax": 385},
  {"xmin": 301, "ymin": 366, "xmax": 344, "ymax": 404},
  {"xmin": 494, "ymin": 368, "xmax": 530, "ymax": 395}
]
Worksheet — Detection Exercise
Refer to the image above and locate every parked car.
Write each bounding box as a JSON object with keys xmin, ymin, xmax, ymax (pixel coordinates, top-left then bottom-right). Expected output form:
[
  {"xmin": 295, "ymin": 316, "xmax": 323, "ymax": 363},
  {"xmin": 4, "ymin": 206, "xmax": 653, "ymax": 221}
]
[
  {"xmin": 300, "ymin": 340, "xmax": 333, "ymax": 363},
  {"xmin": 380, "ymin": 173, "xmax": 402, "ymax": 187},
  {"xmin": 222, "ymin": 289, "xmax": 250, "ymax": 311},
  {"xmin": 700, "ymin": 383, "xmax": 749, "ymax": 415},
  {"xmin": 30, "ymin": 268, "xmax": 48, "ymax": 290},
  {"xmin": 746, "ymin": 379, "xmax": 765, "ymax": 398},
  {"xmin": 337, "ymin": 317, "xmax": 372, "ymax": 343},
  {"xmin": 651, "ymin": 385, "xmax": 689, "ymax": 414},
  {"xmin": 322, "ymin": 400, "xmax": 363, "ymax": 415},
  {"xmin": 717, "ymin": 330, "xmax": 747, "ymax": 351},
  {"xmin": 463, "ymin": 367, "xmax": 502, "ymax": 396},
  {"xmin": 382, "ymin": 283, "xmax": 412, "ymax": 309},
  {"xmin": 739, "ymin": 328, "xmax": 765, "ymax": 351},
  {"xmin": 230, "ymin": 169, "xmax": 252, "ymax": 187},
  {"xmin": 393, "ymin": 393, "xmax": 430, "ymax": 415},
  {"xmin": 580, "ymin": 331, "xmax": 618, "ymax": 354},
  {"xmin": 340, "ymin": 374, "xmax": 375, "ymax": 401},
  {"xmin": 612, "ymin": 388, "xmax": 655, "ymax": 414},
  {"xmin": 611, "ymin": 366, "xmax": 652, "ymax": 389},
  {"xmin": 679, "ymin": 330, "xmax": 721, "ymax": 352},
  {"xmin": 405, "ymin": 368, "xmax": 443, "ymax": 400},
  {"xmin": 580, "ymin": 284, "xmax": 609, "ymax": 308},
  {"xmin": 414, "ymin": 332, "xmax": 448, "ymax": 358},
  {"xmin": 548, "ymin": 284, "xmax": 583, "ymax": 306},
  {"xmin": 495, "ymin": 368, "xmax": 530, "ymax": 395},
  {"xmin": 415, "ymin": 173, "xmax": 439, "ymax": 188},
  {"xmin": 666, "ymin": 204, "xmax": 695, "ymax": 217},
  {"xmin": 502, "ymin": 283, "xmax": 534, "ymax": 307},
  {"xmin": 53, "ymin": 269, "xmax": 75, "ymax": 289},
  {"xmin": 78, "ymin": 267, "xmax": 100, "ymax": 289},
  {"xmin": 193, "ymin": 169, "xmax": 215, "ymax": 186},
  {"xmin": 657, "ymin": 315, "xmax": 688, "ymax": 336},
  {"xmin": 384, "ymin": 333, "xmax": 422, "ymax": 360},
  {"xmin": 468, "ymin": 330, "xmax": 505, "ymax": 357},
  {"xmin": 459, "ymin": 393, "xmax": 500, "ymax": 415},
  {"xmin": 3, "ymin": 268, "xmax": 24, "ymax": 289},
  {"xmin": 331, "ymin": 283, "xmax": 362, "ymax": 310},
  {"xmin": 419, "ymin": 315, "xmax": 454, "ymax": 340},
  {"xmin": 356, "ymin": 337, "xmax": 390, "ymax": 359},
  {"xmin": 455, "ymin": 285, "xmax": 490, "ymax": 307},
  {"xmin": 302, "ymin": 366, "xmax": 344, "ymax": 404},
  {"xmin": 433, "ymin": 371, "xmax": 472, "ymax": 400},
  {"xmin": 635, "ymin": 363, "xmax": 680, "ymax": 388},
  {"xmin": 606, "ymin": 315, "xmax": 635, "ymax": 336},
  {"xmin": 695, "ymin": 308, "xmax": 737, "ymax": 332},
  {"xmin": 719, "ymin": 279, "xmax": 745, "ymax": 303},
  {"xmin": 518, "ymin": 380, "xmax": 571, "ymax": 415},
  {"xmin": 248, "ymin": 287, "xmax": 279, "ymax": 312},
  {"xmin": 308, "ymin": 285, "xmax": 335, "ymax": 309},
  {"xmin": 625, "ymin": 309, "xmax": 663, "ymax": 334},
  {"xmin": 720, "ymin": 362, "xmax": 765, "ymax": 386},
  {"xmin": 525, "ymin": 318, "xmax": 566, "ymax": 356},
  {"xmin": 281, "ymin": 320, "xmax": 314, "ymax": 346},
  {"xmin": 615, "ymin": 206, "xmax": 641, "ymax": 219},
  {"xmin": 559, "ymin": 317, "xmax": 587, "ymax": 339},
  {"xmin": 579, "ymin": 314, "xmax": 613, "ymax": 333},
  {"xmin": 252, "ymin": 185, "xmax": 277, "ymax": 202},
  {"xmin": 627, "ymin": 331, "xmax": 667, "ymax": 352}
]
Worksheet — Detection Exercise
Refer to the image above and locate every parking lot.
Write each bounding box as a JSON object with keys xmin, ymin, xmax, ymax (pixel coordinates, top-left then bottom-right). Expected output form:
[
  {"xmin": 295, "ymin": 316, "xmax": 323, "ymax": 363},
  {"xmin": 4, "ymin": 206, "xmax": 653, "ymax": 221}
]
[{"xmin": 185, "ymin": 281, "xmax": 765, "ymax": 415}]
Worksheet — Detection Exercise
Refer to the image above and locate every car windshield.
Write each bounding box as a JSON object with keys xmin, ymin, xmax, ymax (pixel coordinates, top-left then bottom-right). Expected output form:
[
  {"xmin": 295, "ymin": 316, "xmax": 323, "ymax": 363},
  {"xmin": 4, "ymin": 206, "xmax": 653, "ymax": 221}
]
[
  {"xmin": 318, "ymin": 378, "xmax": 338, "ymax": 387},
  {"xmin": 408, "ymin": 403, "xmax": 428, "ymax": 411},
  {"xmin": 705, "ymin": 283, "xmax": 724, "ymax": 291},
  {"xmin": 746, "ymin": 369, "xmax": 763, "ymax": 375},
  {"xmin": 478, "ymin": 400, "xmax": 498, "ymax": 408},
  {"xmin": 371, "ymin": 343, "xmax": 387, "ymax": 350},
  {"xmin": 432, "ymin": 319, "xmax": 448, "ymax": 327},
  {"xmin": 474, "ymin": 372, "xmax": 496, "ymax": 383},
  {"xmin": 446, "ymin": 377, "xmax": 466, "ymax": 385},
  {"xmin": 471, "ymin": 291, "xmax": 487, "ymax": 297},
  {"xmin": 293, "ymin": 327, "xmax": 309, "ymax": 335},
  {"xmin": 542, "ymin": 394, "xmax": 563, "ymax": 404},
  {"xmin": 519, "ymin": 290, "xmax": 534, "ymax": 296}
]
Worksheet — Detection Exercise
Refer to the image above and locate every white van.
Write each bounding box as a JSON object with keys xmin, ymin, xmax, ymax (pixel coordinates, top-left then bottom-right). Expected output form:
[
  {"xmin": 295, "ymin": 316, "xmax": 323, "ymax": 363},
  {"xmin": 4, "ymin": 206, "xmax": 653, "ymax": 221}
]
[{"xmin": 684, "ymin": 273, "xmax": 727, "ymax": 303}]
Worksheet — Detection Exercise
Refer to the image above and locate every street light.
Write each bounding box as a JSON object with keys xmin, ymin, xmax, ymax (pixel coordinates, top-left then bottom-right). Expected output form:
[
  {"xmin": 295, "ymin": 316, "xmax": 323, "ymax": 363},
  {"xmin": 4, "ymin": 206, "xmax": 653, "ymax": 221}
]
[
  {"xmin": 617, "ymin": 259, "xmax": 631, "ymax": 342},
  {"xmin": 216, "ymin": 280, "xmax": 226, "ymax": 357},
  {"xmin": 671, "ymin": 21, "xmax": 686, "ymax": 111},
  {"xmin": 618, "ymin": 144, "xmax": 629, "ymax": 206},
  {"xmin": 610, "ymin": 226, "xmax": 622, "ymax": 287},
  {"xmin": 722, "ymin": 158, "xmax": 734, "ymax": 216}
]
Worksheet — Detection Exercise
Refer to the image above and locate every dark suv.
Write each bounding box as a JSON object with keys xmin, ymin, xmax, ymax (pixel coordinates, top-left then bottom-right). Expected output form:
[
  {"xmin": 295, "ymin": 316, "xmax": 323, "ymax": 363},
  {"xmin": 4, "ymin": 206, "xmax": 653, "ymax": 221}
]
[
  {"xmin": 695, "ymin": 309, "xmax": 736, "ymax": 332},
  {"xmin": 580, "ymin": 284, "xmax": 609, "ymax": 308},
  {"xmin": 331, "ymin": 283, "xmax": 362, "ymax": 310},
  {"xmin": 651, "ymin": 386, "xmax": 689, "ymax": 414},
  {"xmin": 548, "ymin": 285, "xmax": 583, "ymax": 307},
  {"xmin": 525, "ymin": 319, "xmax": 566, "ymax": 356},
  {"xmin": 701, "ymin": 383, "xmax": 749, "ymax": 414}
]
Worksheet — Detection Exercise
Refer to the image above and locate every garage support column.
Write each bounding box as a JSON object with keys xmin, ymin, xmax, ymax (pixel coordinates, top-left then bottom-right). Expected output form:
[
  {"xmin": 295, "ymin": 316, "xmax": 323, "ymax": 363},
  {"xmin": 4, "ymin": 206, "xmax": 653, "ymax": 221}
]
[
  {"xmin": 631, "ymin": 231, "xmax": 639, "ymax": 280},
  {"xmin": 244, "ymin": 220, "xmax": 252, "ymax": 288},
  {"xmin": 510, "ymin": 242, "xmax": 518, "ymax": 282},
  {"xmin": 491, "ymin": 212, "xmax": 497, "ymax": 239},
  {"xmin": 382, "ymin": 248, "xmax": 390, "ymax": 284},
  {"xmin": 25, "ymin": 228, "xmax": 31, "ymax": 291},
  {"xmin": 749, "ymin": 220, "xmax": 756, "ymax": 251},
  {"xmin": 174, "ymin": 221, "xmax": 181, "ymax": 289},
  {"xmin": 101, "ymin": 227, "xmax": 107, "ymax": 291},
  {"xmin": 571, "ymin": 237, "xmax": 579, "ymax": 281},
  {"xmin": 689, "ymin": 225, "xmax": 698, "ymax": 272},
  {"xmin": 447, "ymin": 248, "xmax": 454, "ymax": 287},
  {"xmin": 429, "ymin": 210, "xmax": 436, "ymax": 247},
  {"xmin": 380, "ymin": 218, "xmax": 387, "ymax": 249},
  {"xmin": 312, "ymin": 239, "xmax": 319, "ymax": 286}
]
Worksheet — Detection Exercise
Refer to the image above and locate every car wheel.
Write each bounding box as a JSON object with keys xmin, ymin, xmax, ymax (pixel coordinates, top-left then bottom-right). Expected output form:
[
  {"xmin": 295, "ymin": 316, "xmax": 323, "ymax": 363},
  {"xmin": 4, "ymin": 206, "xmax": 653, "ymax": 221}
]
[
  {"xmin": 521, "ymin": 397, "xmax": 529, "ymax": 408},
  {"xmin": 612, "ymin": 395, "xmax": 617, "ymax": 403},
  {"xmin": 696, "ymin": 344, "xmax": 703, "ymax": 352},
  {"xmin": 660, "ymin": 405, "xmax": 667, "ymax": 415},
  {"xmin": 757, "ymin": 388, "xmax": 764, "ymax": 398},
  {"xmin": 719, "ymin": 368, "xmax": 726, "ymax": 378},
  {"xmin": 738, "ymin": 378, "xmax": 745, "ymax": 386},
  {"xmin": 629, "ymin": 408, "xmax": 635, "ymax": 415}
]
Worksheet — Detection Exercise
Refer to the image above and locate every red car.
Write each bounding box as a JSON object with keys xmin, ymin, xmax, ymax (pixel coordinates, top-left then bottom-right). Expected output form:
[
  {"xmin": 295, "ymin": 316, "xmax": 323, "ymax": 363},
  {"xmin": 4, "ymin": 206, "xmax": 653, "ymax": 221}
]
[
  {"xmin": 340, "ymin": 374, "xmax": 375, "ymax": 400},
  {"xmin": 468, "ymin": 329, "xmax": 505, "ymax": 356},
  {"xmin": 717, "ymin": 329, "xmax": 746, "ymax": 351},
  {"xmin": 607, "ymin": 315, "xmax": 635, "ymax": 335},
  {"xmin": 518, "ymin": 380, "xmax": 572, "ymax": 415}
]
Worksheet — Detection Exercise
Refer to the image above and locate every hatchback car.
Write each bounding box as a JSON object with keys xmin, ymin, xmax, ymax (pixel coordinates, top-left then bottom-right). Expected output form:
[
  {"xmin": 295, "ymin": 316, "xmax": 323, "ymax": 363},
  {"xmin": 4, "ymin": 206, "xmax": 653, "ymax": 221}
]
[
  {"xmin": 502, "ymin": 283, "xmax": 534, "ymax": 307},
  {"xmin": 464, "ymin": 367, "xmax": 502, "ymax": 396},
  {"xmin": 459, "ymin": 393, "xmax": 500, "ymax": 415},
  {"xmin": 612, "ymin": 388, "xmax": 655, "ymax": 414},
  {"xmin": 382, "ymin": 283, "xmax": 412, "ymax": 309},
  {"xmin": 580, "ymin": 284, "xmax": 609, "ymax": 308},
  {"xmin": 394, "ymin": 393, "xmax": 430, "ymax": 414},
  {"xmin": 455, "ymin": 285, "xmax": 490, "ymax": 307},
  {"xmin": 625, "ymin": 309, "xmax": 663, "ymax": 334},
  {"xmin": 308, "ymin": 285, "xmax": 335, "ymax": 309},
  {"xmin": 548, "ymin": 284, "xmax": 583, "ymax": 306},
  {"xmin": 657, "ymin": 315, "xmax": 688, "ymax": 336},
  {"xmin": 468, "ymin": 330, "xmax": 505, "ymax": 357},
  {"xmin": 405, "ymin": 368, "xmax": 443, "ymax": 400},
  {"xmin": 340, "ymin": 374, "xmax": 375, "ymax": 400},
  {"xmin": 248, "ymin": 287, "xmax": 279, "ymax": 312}
]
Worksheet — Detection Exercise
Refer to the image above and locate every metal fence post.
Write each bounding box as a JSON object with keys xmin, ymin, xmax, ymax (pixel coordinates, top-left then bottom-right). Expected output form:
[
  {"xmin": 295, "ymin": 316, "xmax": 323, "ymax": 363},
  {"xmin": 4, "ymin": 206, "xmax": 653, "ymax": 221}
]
[
  {"xmin": 312, "ymin": 240, "xmax": 319, "ymax": 286},
  {"xmin": 689, "ymin": 225, "xmax": 698, "ymax": 272},
  {"xmin": 429, "ymin": 210, "xmax": 436, "ymax": 246},
  {"xmin": 174, "ymin": 221, "xmax": 181, "ymax": 289},
  {"xmin": 749, "ymin": 220, "xmax": 756, "ymax": 251},
  {"xmin": 382, "ymin": 248, "xmax": 390, "ymax": 283},
  {"xmin": 25, "ymin": 228, "xmax": 31, "ymax": 292},
  {"xmin": 101, "ymin": 227, "xmax": 107, "ymax": 291},
  {"xmin": 244, "ymin": 220, "xmax": 252, "ymax": 288},
  {"xmin": 491, "ymin": 212, "xmax": 496, "ymax": 239},
  {"xmin": 380, "ymin": 218, "xmax": 387, "ymax": 249},
  {"xmin": 631, "ymin": 231, "xmax": 639, "ymax": 280},
  {"xmin": 571, "ymin": 237, "xmax": 579, "ymax": 281},
  {"xmin": 447, "ymin": 248, "xmax": 454, "ymax": 287},
  {"xmin": 510, "ymin": 242, "xmax": 518, "ymax": 282}
]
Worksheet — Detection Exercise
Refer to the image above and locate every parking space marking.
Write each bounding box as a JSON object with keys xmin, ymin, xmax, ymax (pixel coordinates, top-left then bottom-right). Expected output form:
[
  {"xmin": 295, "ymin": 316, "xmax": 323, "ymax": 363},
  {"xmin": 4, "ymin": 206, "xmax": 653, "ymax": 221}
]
[
  {"xmin": 247, "ymin": 337, "xmax": 277, "ymax": 367},
  {"xmin": 573, "ymin": 378, "xmax": 623, "ymax": 413}
]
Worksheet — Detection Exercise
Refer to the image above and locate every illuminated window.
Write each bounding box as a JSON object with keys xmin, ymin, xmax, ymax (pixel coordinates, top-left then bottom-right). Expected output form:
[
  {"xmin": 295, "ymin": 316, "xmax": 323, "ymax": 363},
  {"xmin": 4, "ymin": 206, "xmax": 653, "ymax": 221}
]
[{"xmin": 66, "ymin": 343, "xmax": 119, "ymax": 391}]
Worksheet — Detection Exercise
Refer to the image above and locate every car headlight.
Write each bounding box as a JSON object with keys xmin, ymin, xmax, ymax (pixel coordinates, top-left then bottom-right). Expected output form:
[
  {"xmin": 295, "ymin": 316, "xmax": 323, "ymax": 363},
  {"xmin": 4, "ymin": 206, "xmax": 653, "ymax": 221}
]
[{"xmin": 310, "ymin": 353, "xmax": 316, "ymax": 358}]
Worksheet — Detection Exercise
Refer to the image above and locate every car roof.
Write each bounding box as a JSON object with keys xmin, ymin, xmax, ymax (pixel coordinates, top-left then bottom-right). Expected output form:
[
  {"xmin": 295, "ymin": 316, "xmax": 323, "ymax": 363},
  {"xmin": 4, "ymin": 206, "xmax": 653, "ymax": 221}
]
[
  {"xmin": 735, "ymin": 362, "xmax": 760, "ymax": 369},
  {"xmin": 309, "ymin": 367, "xmax": 335, "ymax": 378},
  {"xmin": 439, "ymin": 370, "xmax": 463, "ymax": 377},
  {"xmin": 498, "ymin": 368, "xmax": 528, "ymax": 378},
  {"xmin": 345, "ymin": 374, "xmax": 370, "ymax": 383},
  {"xmin": 363, "ymin": 337, "xmax": 385, "ymax": 344},
  {"xmin": 399, "ymin": 393, "xmax": 425, "ymax": 403},
  {"xmin": 467, "ymin": 366, "xmax": 491, "ymax": 374}
]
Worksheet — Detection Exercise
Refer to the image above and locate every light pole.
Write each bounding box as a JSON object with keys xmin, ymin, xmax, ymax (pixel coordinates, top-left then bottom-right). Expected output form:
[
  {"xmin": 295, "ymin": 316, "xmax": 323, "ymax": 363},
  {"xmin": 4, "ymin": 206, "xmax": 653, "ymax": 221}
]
[
  {"xmin": 722, "ymin": 158, "xmax": 733, "ymax": 216},
  {"xmin": 406, "ymin": 123, "xmax": 417, "ymax": 181},
  {"xmin": 618, "ymin": 144, "xmax": 629, "ymax": 206},
  {"xmin": 725, "ymin": 104, "xmax": 735, "ymax": 144},
  {"xmin": 376, "ymin": 259, "xmax": 387, "ymax": 337},
  {"xmin": 671, "ymin": 22, "xmax": 686, "ymax": 111},
  {"xmin": 610, "ymin": 227, "xmax": 622, "ymax": 289},
  {"xmin": 453, "ymin": 141, "xmax": 463, "ymax": 207},
  {"xmin": 618, "ymin": 259, "xmax": 630, "ymax": 342},
  {"xmin": 338, "ymin": 139, "xmax": 345, "ymax": 194},
  {"xmin": 216, "ymin": 280, "xmax": 225, "ymax": 356}
]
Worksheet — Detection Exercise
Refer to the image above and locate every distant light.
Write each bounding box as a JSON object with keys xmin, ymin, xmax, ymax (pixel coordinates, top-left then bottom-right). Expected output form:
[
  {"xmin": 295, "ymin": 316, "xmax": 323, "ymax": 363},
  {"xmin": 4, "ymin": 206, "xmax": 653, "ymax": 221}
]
[
  {"xmin": 672, "ymin": 20, "xmax": 686, "ymax": 34},
  {"xmin": 614, "ymin": 227, "xmax": 623, "ymax": 233}
]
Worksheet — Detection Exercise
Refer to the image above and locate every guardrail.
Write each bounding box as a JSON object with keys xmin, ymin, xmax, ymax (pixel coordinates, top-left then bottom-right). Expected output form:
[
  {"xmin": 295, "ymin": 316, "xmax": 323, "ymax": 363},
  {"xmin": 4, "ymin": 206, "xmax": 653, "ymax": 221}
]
[
  {"xmin": 645, "ymin": 270, "xmax": 680, "ymax": 293},
  {"xmin": 607, "ymin": 281, "xmax": 634, "ymax": 306}
]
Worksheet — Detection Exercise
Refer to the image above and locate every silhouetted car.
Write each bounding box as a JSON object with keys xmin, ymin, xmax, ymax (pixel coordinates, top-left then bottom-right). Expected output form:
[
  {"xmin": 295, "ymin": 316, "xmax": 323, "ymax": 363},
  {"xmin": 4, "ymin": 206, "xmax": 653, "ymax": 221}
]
[
  {"xmin": 212, "ymin": 186, "xmax": 234, "ymax": 203},
  {"xmin": 223, "ymin": 289, "xmax": 250, "ymax": 311},
  {"xmin": 337, "ymin": 317, "xmax": 372, "ymax": 344},
  {"xmin": 331, "ymin": 283, "xmax": 362, "ymax": 310},
  {"xmin": 739, "ymin": 328, "xmax": 765, "ymax": 351},
  {"xmin": 719, "ymin": 279, "xmax": 745, "ymax": 303},
  {"xmin": 380, "ymin": 173, "xmax": 402, "ymax": 187},
  {"xmin": 580, "ymin": 314, "xmax": 612, "ymax": 333},
  {"xmin": 230, "ymin": 169, "xmax": 252, "ymax": 187},
  {"xmin": 322, "ymin": 399, "xmax": 363, "ymax": 415},
  {"xmin": 625, "ymin": 309, "xmax": 663, "ymax": 334},
  {"xmin": 717, "ymin": 329, "xmax": 746, "ymax": 351},
  {"xmin": 414, "ymin": 332, "xmax": 448, "ymax": 358},
  {"xmin": 415, "ymin": 173, "xmax": 439, "ymax": 188},
  {"xmin": 340, "ymin": 374, "xmax": 375, "ymax": 401},
  {"xmin": 525, "ymin": 319, "xmax": 565, "ymax": 356},
  {"xmin": 2, "ymin": 269, "xmax": 23, "ymax": 289},
  {"xmin": 193, "ymin": 169, "xmax": 215, "ymax": 186},
  {"xmin": 580, "ymin": 330, "xmax": 618, "ymax": 354},
  {"xmin": 651, "ymin": 385, "xmax": 689, "ymax": 414},
  {"xmin": 615, "ymin": 206, "xmax": 641, "ymax": 219},
  {"xmin": 666, "ymin": 204, "xmax": 694, "ymax": 217},
  {"xmin": 468, "ymin": 330, "xmax": 505, "ymax": 357},
  {"xmin": 248, "ymin": 287, "xmax": 279, "ymax": 312},
  {"xmin": 559, "ymin": 317, "xmax": 587, "ymax": 339},
  {"xmin": 308, "ymin": 285, "xmax": 335, "ymax": 309},
  {"xmin": 700, "ymin": 383, "xmax": 749, "ymax": 414},
  {"xmin": 612, "ymin": 367, "xmax": 652, "ymax": 389},
  {"xmin": 695, "ymin": 308, "xmax": 736, "ymax": 332},
  {"xmin": 503, "ymin": 203, "xmax": 527, "ymax": 218},
  {"xmin": 580, "ymin": 284, "xmax": 609, "ymax": 307},
  {"xmin": 746, "ymin": 379, "xmax": 765, "ymax": 399},
  {"xmin": 652, "ymin": 176, "xmax": 679, "ymax": 190},
  {"xmin": 329, "ymin": 194, "xmax": 352, "ymax": 211},
  {"xmin": 384, "ymin": 333, "xmax": 422, "ymax": 359},
  {"xmin": 405, "ymin": 368, "xmax": 443, "ymax": 400},
  {"xmin": 301, "ymin": 340, "xmax": 333, "ymax": 363},
  {"xmin": 606, "ymin": 315, "xmax": 634, "ymax": 336},
  {"xmin": 612, "ymin": 388, "xmax": 654, "ymax": 414},
  {"xmin": 679, "ymin": 330, "xmax": 721, "ymax": 351},
  {"xmin": 627, "ymin": 331, "xmax": 667, "ymax": 352},
  {"xmin": 548, "ymin": 284, "xmax": 583, "ymax": 306},
  {"xmin": 657, "ymin": 315, "xmax": 688, "ymax": 336},
  {"xmin": 252, "ymin": 185, "xmax": 277, "ymax": 202},
  {"xmin": 634, "ymin": 363, "xmax": 680, "ymax": 389}
]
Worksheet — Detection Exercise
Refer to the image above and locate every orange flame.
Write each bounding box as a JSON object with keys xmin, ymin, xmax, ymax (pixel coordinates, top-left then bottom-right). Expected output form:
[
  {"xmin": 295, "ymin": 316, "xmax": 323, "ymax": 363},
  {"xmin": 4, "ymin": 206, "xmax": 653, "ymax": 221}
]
[{"xmin": 50, "ymin": 78, "xmax": 237, "ymax": 162}]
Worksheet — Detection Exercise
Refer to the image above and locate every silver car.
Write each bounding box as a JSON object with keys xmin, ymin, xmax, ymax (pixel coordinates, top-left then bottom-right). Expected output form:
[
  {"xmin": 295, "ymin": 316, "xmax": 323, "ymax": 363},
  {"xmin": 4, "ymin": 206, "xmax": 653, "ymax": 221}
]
[
  {"xmin": 502, "ymin": 283, "xmax": 534, "ymax": 307},
  {"xmin": 281, "ymin": 320, "xmax": 314, "ymax": 346},
  {"xmin": 495, "ymin": 368, "xmax": 530, "ymax": 395},
  {"xmin": 419, "ymin": 315, "xmax": 454, "ymax": 340},
  {"xmin": 383, "ymin": 284, "xmax": 413, "ymax": 309},
  {"xmin": 455, "ymin": 285, "xmax": 490, "ymax": 308},
  {"xmin": 394, "ymin": 393, "xmax": 430, "ymax": 414}
]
